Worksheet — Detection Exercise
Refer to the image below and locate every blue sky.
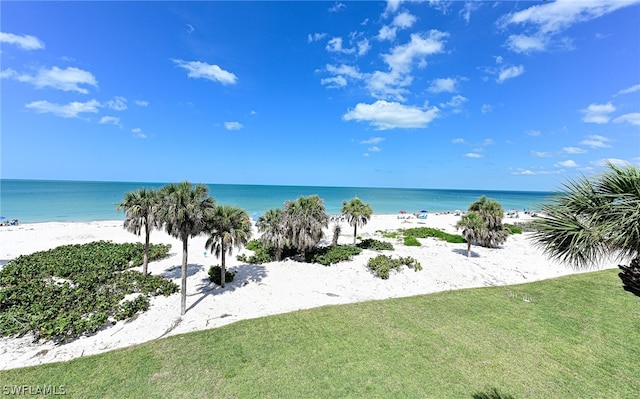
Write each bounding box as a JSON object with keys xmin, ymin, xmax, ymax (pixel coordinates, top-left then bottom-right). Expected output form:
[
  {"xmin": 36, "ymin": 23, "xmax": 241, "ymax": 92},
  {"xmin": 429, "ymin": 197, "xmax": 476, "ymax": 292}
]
[{"xmin": 2, "ymin": 1, "xmax": 639, "ymax": 191}]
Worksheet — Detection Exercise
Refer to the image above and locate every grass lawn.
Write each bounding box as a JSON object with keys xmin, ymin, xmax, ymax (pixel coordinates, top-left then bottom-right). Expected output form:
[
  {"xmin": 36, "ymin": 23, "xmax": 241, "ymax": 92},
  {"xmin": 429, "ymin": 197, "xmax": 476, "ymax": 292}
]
[{"xmin": 1, "ymin": 269, "xmax": 638, "ymax": 398}]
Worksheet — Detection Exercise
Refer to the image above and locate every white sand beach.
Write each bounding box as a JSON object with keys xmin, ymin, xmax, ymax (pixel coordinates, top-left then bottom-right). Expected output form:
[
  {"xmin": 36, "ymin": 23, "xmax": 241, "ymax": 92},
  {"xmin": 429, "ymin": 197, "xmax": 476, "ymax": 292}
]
[{"xmin": 0, "ymin": 214, "xmax": 617, "ymax": 370}]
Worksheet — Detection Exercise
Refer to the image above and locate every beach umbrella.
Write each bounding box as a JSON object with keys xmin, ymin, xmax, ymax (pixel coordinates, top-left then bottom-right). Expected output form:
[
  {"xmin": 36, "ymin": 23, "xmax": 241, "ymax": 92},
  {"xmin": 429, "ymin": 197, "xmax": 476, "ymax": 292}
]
[{"xmin": 420, "ymin": 210, "xmax": 428, "ymax": 213}]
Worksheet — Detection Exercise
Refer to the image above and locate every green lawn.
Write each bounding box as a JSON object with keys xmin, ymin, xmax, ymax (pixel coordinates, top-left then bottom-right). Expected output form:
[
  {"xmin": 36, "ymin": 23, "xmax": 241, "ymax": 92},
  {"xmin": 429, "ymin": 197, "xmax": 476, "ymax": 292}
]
[{"xmin": 1, "ymin": 269, "xmax": 638, "ymax": 398}]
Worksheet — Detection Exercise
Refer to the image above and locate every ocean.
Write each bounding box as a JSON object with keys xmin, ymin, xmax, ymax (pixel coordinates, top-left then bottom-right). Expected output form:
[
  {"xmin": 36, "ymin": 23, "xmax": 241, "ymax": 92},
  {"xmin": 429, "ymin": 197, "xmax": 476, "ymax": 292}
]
[{"xmin": 0, "ymin": 179, "xmax": 557, "ymax": 224}]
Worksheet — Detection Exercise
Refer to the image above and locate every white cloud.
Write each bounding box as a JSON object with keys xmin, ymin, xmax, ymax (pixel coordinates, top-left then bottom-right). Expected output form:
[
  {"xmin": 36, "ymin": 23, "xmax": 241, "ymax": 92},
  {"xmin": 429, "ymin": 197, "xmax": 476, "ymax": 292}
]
[
  {"xmin": 2, "ymin": 66, "xmax": 98, "ymax": 93},
  {"xmin": 531, "ymin": 151, "xmax": 552, "ymax": 158},
  {"xmin": 224, "ymin": 121, "xmax": 243, "ymax": 130},
  {"xmin": 481, "ymin": 104, "xmax": 493, "ymax": 114},
  {"xmin": 368, "ymin": 146, "xmax": 382, "ymax": 152},
  {"xmin": 581, "ymin": 102, "xmax": 615, "ymax": 124},
  {"xmin": 377, "ymin": 25, "xmax": 397, "ymax": 41},
  {"xmin": 464, "ymin": 152, "xmax": 484, "ymax": 159},
  {"xmin": 134, "ymin": 100, "xmax": 149, "ymax": 107},
  {"xmin": 460, "ymin": 1, "xmax": 481, "ymax": 24},
  {"xmin": 326, "ymin": 37, "xmax": 355, "ymax": 54},
  {"xmin": 428, "ymin": 77, "xmax": 457, "ymax": 93},
  {"xmin": 555, "ymin": 159, "xmax": 579, "ymax": 168},
  {"xmin": 131, "ymin": 128, "xmax": 147, "ymax": 139},
  {"xmin": 172, "ymin": 59, "xmax": 237, "ymax": 85},
  {"xmin": 452, "ymin": 138, "xmax": 466, "ymax": 144},
  {"xmin": 321, "ymin": 76, "xmax": 348, "ymax": 88},
  {"xmin": 527, "ymin": 129, "xmax": 542, "ymax": 136},
  {"xmin": 357, "ymin": 39, "xmax": 371, "ymax": 56},
  {"xmin": 580, "ymin": 134, "xmax": 611, "ymax": 149},
  {"xmin": 308, "ymin": 32, "xmax": 327, "ymax": 43},
  {"xmin": 497, "ymin": 65, "xmax": 525, "ymax": 83},
  {"xmin": 360, "ymin": 136, "xmax": 385, "ymax": 144},
  {"xmin": 563, "ymin": 146, "xmax": 587, "ymax": 154},
  {"xmin": 592, "ymin": 158, "xmax": 631, "ymax": 167},
  {"xmin": 615, "ymin": 83, "xmax": 640, "ymax": 96},
  {"xmin": 393, "ymin": 11, "xmax": 417, "ymax": 29},
  {"xmin": 505, "ymin": 34, "xmax": 547, "ymax": 54},
  {"xmin": 511, "ymin": 168, "xmax": 561, "ymax": 176},
  {"xmin": 0, "ymin": 32, "xmax": 44, "ymax": 50},
  {"xmin": 613, "ymin": 112, "xmax": 640, "ymax": 126},
  {"xmin": 343, "ymin": 100, "xmax": 439, "ymax": 130},
  {"xmin": 441, "ymin": 95, "xmax": 467, "ymax": 109},
  {"xmin": 99, "ymin": 116, "xmax": 121, "ymax": 126},
  {"xmin": 107, "ymin": 96, "xmax": 127, "ymax": 111},
  {"xmin": 25, "ymin": 99, "xmax": 100, "ymax": 118},
  {"xmin": 499, "ymin": 0, "xmax": 640, "ymax": 52},
  {"xmin": 329, "ymin": 2, "xmax": 346, "ymax": 13}
]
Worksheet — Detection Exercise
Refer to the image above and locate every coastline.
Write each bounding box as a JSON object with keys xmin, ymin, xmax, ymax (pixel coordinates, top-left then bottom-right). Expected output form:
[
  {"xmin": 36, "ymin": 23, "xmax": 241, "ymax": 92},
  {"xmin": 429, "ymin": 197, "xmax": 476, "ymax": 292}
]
[{"xmin": 0, "ymin": 214, "xmax": 616, "ymax": 370}]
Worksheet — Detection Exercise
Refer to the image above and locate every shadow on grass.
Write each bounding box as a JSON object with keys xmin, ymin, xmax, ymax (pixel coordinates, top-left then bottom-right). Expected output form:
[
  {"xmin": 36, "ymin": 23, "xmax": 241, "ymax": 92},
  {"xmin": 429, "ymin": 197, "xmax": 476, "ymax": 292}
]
[
  {"xmin": 452, "ymin": 248, "xmax": 481, "ymax": 258},
  {"xmin": 472, "ymin": 387, "xmax": 515, "ymax": 399},
  {"xmin": 186, "ymin": 263, "xmax": 268, "ymax": 312}
]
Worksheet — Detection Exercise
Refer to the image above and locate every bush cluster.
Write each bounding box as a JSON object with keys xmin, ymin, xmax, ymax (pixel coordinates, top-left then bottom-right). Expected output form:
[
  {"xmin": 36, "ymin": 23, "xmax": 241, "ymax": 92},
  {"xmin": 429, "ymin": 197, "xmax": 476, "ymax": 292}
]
[
  {"xmin": 208, "ymin": 266, "xmax": 236, "ymax": 286},
  {"xmin": 237, "ymin": 240, "xmax": 275, "ymax": 264},
  {"xmin": 357, "ymin": 238, "xmax": 394, "ymax": 251},
  {"xmin": 0, "ymin": 241, "xmax": 176, "ymax": 341},
  {"xmin": 403, "ymin": 236, "xmax": 422, "ymax": 246},
  {"xmin": 367, "ymin": 255, "xmax": 422, "ymax": 279},
  {"xmin": 308, "ymin": 245, "xmax": 362, "ymax": 266},
  {"xmin": 504, "ymin": 223, "xmax": 523, "ymax": 234}
]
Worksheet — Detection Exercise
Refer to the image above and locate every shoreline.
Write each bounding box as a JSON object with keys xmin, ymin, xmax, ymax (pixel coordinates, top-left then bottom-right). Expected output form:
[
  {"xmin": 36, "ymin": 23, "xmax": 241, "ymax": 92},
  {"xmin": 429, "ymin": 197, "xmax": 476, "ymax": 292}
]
[{"xmin": 0, "ymin": 214, "xmax": 615, "ymax": 370}]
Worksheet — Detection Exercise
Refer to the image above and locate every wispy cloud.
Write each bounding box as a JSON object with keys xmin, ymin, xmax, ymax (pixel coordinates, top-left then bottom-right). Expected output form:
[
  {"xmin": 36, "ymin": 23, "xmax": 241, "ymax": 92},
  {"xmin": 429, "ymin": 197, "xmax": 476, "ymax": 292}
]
[
  {"xmin": 581, "ymin": 102, "xmax": 615, "ymax": 124},
  {"xmin": 131, "ymin": 128, "xmax": 147, "ymax": 139},
  {"xmin": 343, "ymin": 100, "xmax": 439, "ymax": 130},
  {"xmin": 497, "ymin": 65, "xmax": 525, "ymax": 83},
  {"xmin": 224, "ymin": 121, "xmax": 243, "ymax": 130},
  {"xmin": 555, "ymin": 159, "xmax": 579, "ymax": 168},
  {"xmin": 172, "ymin": 59, "xmax": 237, "ymax": 85},
  {"xmin": 25, "ymin": 99, "xmax": 100, "ymax": 118},
  {"xmin": 329, "ymin": 2, "xmax": 346, "ymax": 13},
  {"xmin": 499, "ymin": 0, "xmax": 640, "ymax": 53},
  {"xmin": 531, "ymin": 151, "xmax": 552, "ymax": 158},
  {"xmin": 428, "ymin": 77, "xmax": 458, "ymax": 94},
  {"xmin": 580, "ymin": 134, "xmax": 611, "ymax": 149},
  {"xmin": 2, "ymin": 66, "xmax": 98, "ymax": 93},
  {"xmin": 613, "ymin": 112, "xmax": 640, "ymax": 126},
  {"xmin": 360, "ymin": 136, "xmax": 385, "ymax": 145},
  {"xmin": 615, "ymin": 83, "xmax": 640, "ymax": 96},
  {"xmin": 0, "ymin": 32, "xmax": 44, "ymax": 50},
  {"xmin": 563, "ymin": 146, "xmax": 587, "ymax": 154},
  {"xmin": 107, "ymin": 96, "xmax": 127, "ymax": 111},
  {"xmin": 99, "ymin": 116, "xmax": 122, "ymax": 128}
]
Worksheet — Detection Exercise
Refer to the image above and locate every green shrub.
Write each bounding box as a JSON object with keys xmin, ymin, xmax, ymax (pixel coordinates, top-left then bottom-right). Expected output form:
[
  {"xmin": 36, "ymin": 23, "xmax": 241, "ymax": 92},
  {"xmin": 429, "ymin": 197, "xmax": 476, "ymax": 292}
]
[
  {"xmin": 308, "ymin": 245, "xmax": 362, "ymax": 266},
  {"xmin": 504, "ymin": 223, "xmax": 523, "ymax": 234},
  {"xmin": 403, "ymin": 236, "xmax": 421, "ymax": 246},
  {"xmin": 0, "ymin": 241, "xmax": 176, "ymax": 341},
  {"xmin": 377, "ymin": 230, "xmax": 399, "ymax": 239},
  {"xmin": 402, "ymin": 227, "xmax": 466, "ymax": 243},
  {"xmin": 237, "ymin": 240, "xmax": 276, "ymax": 264},
  {"xmin": 357, "ymin": 238, "xmax": 394, "ymax": 251},
  {"xmin": 208, "ymin": 266, "xmax": 236, "ymax": 286},
  {"xmin": 367, "ymin": 255, "xmax": 422, "ymax": 279}
]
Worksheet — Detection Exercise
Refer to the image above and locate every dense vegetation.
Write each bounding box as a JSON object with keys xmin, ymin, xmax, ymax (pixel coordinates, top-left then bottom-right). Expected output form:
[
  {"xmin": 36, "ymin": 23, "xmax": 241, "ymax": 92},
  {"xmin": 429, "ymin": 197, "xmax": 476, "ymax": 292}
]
[
  {"xmin": 0, "ymin": 241, "xmax": 176, "ymax": 341},
  {"xmin": 2, "ymin": 270, "xmax": 634, "ymax": 398},
  {"xmin": 367, "ymin": 255, "xmax": 422, "ymax": 279}
]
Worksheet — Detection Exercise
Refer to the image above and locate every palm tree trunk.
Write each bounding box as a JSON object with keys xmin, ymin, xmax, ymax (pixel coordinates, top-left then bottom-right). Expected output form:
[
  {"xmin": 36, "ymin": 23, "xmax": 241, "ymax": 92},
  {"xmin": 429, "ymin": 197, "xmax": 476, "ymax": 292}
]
[
  {"xmin": 221, "ymin": 244, "xmax": 226, "ymax": 288},
  {"xmin": 180, "ymin": 237, "xmax": 188, "ymax": 315},
  {"xmin": 353, "ymin": 225, "xmax": 357, "ymax": 246},
  {"xmin": 467, "ymin": 242, "xmax": 471, "ymax": 258},
  {"xmin": 143, "ymin": 226, "xmax": 150, "ymax": 277}
]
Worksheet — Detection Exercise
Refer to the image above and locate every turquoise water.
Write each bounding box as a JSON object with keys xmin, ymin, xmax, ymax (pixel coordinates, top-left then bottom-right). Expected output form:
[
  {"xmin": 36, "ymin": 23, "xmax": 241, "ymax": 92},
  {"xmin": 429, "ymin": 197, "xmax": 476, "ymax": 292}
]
[{"xmin": 0, "ymin": 179, "xmax": 557, "ymax": 223}]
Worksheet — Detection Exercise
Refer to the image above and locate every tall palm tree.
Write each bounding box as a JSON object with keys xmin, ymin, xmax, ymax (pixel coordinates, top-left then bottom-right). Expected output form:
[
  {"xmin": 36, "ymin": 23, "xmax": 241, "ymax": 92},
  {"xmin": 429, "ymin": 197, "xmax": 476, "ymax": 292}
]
[
  {"xmin": 204, "ymin": 205, "xmax": 252, "ymax": 288},
  {"xmin": 257, "ymin": 208, "xmax": 286, "ymax": 261},
  {"xmin": 468, "ymin": 196, "xmax": 509, "ymax": 248},
  {"xmin": 157, "ymin": 182, "xmax": 216, "ymax": 315},
  {"xmin": 456, "ymin": 211, "xmax": 485, "ymax": 257},
  {"xmin": 531, "ymin": 163, "xmax": 640, "ymax": 297},
  {"xmin": 341, "ymin": 197, "xmax": 373, "ymax": 246},
  {"xmin": 117, "ymin": 188, "xmax": 160, "ymax": 276},
  {"xmin": 283, "ymin": 195, "xmax": 328, "ymax": 262}
]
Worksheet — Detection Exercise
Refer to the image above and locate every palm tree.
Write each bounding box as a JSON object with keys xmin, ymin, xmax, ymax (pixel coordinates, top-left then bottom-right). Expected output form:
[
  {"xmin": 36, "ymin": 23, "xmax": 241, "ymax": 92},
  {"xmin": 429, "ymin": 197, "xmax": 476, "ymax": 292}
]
[
  {"xmin": 204, "ymin": 205, "xmax": 252, "ymax": 288},
  {"xmin": 456, "ymin": 211, "xmax": 485, "ymax": 257},
  {"xmin": 117, "ymin": 188, "xmax": 160, "ymax": 276},
  {"xmin": 257, "ymin": 208, "xmax": 286, "ymax": 261},
  {"xmin": 468, "ymin": 196, "xmax": 509, "ymax": 248},
  {"xmin": 157, "ymin": 182, "xmax": 216, "ymax": 315},
  {"xmin": 531, "ymin": 163, "xmax": 640, "ymax": 297},
  {"xmin": 283, "ymin": 195, "xmax": 328, "ymax": 262},
  {"xmin": 341, "ymin": 197, "xmax": 373, "ymax": 246}
]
